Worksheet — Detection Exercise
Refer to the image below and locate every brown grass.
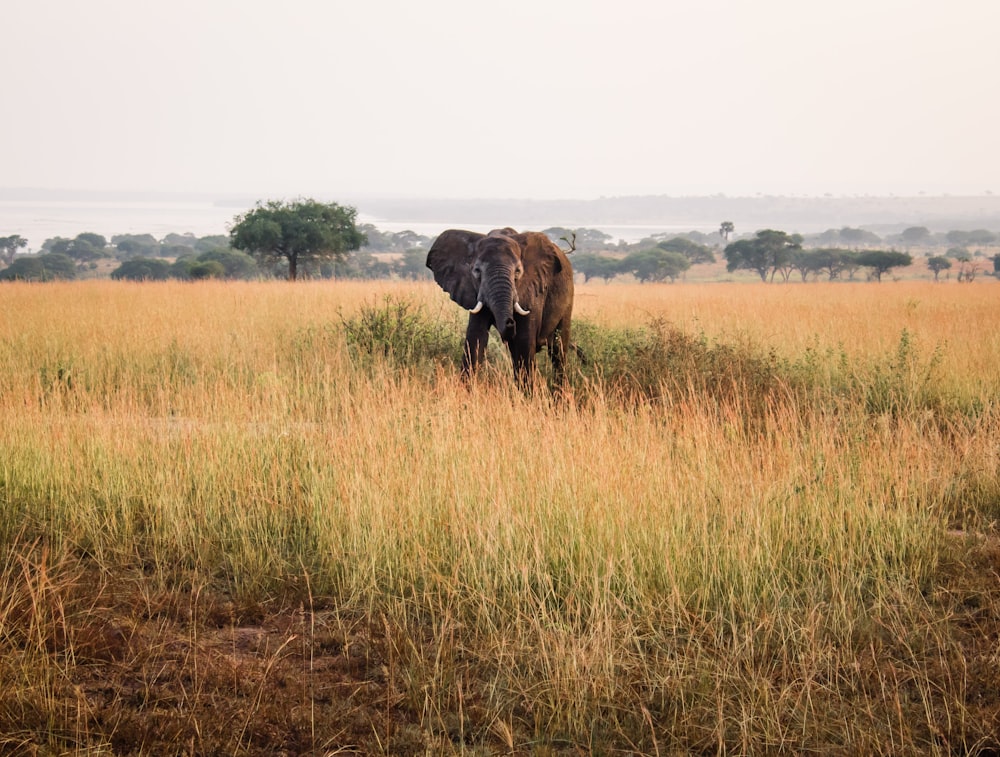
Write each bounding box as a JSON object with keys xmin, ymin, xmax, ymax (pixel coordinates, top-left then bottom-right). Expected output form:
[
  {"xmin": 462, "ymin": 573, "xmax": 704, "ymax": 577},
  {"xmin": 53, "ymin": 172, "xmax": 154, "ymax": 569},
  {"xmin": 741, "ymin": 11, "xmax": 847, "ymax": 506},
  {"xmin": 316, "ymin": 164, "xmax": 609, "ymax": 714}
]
[{"xmin": 1, "ymin": 279, "xmax": 998, "ymax": 755}]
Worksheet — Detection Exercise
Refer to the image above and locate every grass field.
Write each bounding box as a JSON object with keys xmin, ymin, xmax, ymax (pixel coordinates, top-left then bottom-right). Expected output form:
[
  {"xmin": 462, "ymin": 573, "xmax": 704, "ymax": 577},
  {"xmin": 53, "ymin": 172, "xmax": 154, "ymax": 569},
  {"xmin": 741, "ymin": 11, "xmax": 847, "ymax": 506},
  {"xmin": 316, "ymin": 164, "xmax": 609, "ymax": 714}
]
[{"xmin": 1, "ymin": 279, "xmax": 998, "ymax": 755}]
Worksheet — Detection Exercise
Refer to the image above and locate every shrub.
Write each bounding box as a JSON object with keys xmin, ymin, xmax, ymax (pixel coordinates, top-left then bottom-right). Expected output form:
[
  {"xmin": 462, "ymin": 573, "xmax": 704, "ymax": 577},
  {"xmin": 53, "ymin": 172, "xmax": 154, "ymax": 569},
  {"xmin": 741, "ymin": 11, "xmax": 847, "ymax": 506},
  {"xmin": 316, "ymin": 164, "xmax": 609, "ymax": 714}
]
[
  {"xmin": 340, "ymin": 297, "xmax": 463, "ymax": 373},
  {"xmin": 0, "ymin": 253, "xmax": 77, "ymax": 281},
  {"xmin": 570, "ymin": 317, "xmax": 795, "ymax": 415},
  {"xmin": 111, "ymin": 258, "xmax": 172, "ymax": 281}
]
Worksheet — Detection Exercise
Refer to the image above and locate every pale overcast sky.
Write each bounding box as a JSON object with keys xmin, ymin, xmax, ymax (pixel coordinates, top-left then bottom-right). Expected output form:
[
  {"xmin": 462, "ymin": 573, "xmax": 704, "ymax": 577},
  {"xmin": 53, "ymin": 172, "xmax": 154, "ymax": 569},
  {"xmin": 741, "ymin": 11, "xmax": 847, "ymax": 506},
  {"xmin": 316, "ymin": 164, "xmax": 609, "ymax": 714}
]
[{"xmin": 4, "ymin": 0, "xmax": 998, "ymax": 199}]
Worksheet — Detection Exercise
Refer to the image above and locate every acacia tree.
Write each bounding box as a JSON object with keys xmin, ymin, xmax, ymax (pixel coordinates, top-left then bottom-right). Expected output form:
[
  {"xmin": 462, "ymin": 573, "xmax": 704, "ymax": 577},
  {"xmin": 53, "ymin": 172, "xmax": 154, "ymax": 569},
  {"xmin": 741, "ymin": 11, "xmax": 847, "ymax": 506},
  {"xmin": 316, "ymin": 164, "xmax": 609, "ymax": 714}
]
[
  {"xmin": 926, "ymin": 255, "xmax": 952, "ymax": 281},
  {"xmin": 724, "ymin": 229, "xmax": 802, "ymax": 282},
  {"xmin": 0, "ymin": 235, "xmax": 27, "ymax": 265},
  {"xmin": 810, "ymin": 248, "xmax": 846, "ymax": 280},
  {"xmin": 62, "ymin": 232, "xmax": 109, "ymax": 263},
  {"xmin": 856, "ymin": 250, "xmax": 913, "ymax": 281},
  {"xmin": 0, "ymin": 253, "xmax": 77, "ymax": 281},
  {"xmin": 839, "ymin": 227, "xmax": 881, "ymax": 248},
  {"xmin": 623, "ymin": 248, "xmax": 690, "ymax": 282},
  {"xmin": 230, "ymin": 199, "xmax": 366, "ymax": 281},
  {"xmin": 572, "ymin": 253, "xmax": 622, "ymax": 283},
  {"xmin": 789, "ymin": 250, "xmax": 819, "ymax": 282},
  {"xmin": 395, "ymin": 248, "xmax": 433, "ymax": 280},
  {"xmin": 657, "ymin": 237, "xmax": 715, "ymax": 264},
  {"xmin": 900, "ymin": 226, "xmax": 931, "ymax": 247}
]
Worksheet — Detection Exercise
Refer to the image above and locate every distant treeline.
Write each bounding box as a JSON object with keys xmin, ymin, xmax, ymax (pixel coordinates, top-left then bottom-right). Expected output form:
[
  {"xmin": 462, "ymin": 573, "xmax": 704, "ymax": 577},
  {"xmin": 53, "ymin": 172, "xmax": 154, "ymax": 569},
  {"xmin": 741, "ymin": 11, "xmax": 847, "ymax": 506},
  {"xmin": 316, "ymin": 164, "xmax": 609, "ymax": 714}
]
[
  {"xmin": 356, "ymin": 193, "xmax": 1000, "ymax": 231},
  {"xmin": 1, "ymin": 223, "xmax": 998, "ymax": 283}
]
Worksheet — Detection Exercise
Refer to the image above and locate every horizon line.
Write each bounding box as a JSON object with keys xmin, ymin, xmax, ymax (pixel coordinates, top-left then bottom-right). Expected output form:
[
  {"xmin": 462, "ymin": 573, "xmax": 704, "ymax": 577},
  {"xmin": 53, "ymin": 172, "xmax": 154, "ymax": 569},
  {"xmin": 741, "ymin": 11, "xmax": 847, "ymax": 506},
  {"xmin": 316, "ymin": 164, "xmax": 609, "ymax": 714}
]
[{"xmin": 2, "ymin": 187, "xmax": 998, "ymax": 203}]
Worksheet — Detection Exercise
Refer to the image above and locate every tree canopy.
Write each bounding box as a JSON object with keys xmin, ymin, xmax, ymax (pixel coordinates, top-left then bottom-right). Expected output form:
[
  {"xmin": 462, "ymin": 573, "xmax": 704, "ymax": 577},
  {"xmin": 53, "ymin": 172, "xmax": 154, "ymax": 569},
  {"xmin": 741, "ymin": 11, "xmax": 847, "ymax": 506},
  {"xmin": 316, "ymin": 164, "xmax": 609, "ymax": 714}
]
[
  {"xmin": 0, "ymin": 234, "xmax": 28, "ymax": 265},
  {"xmin": 359, "ymin": 225, "xmax": 433, "ymax": 253},
  {"xmin": 622, "ymin": 248, "xmax": 690, "ymax": 282},
  {"xmin": 656, "ymin": 237, "xmax": 715, "ymax": 265},
  {"xmin": 0, "ymin": 253, "xmax": 77, "ymax": 281},
  {"xmin": 230, "ymin": 199, "xmax": 366, "ymax": 281},
  {"xmin": 114, "ymin": 235, "xmax": 160, "ymax": 259},
  {"xmin": 926, "ymin": 255, "xmax": 952, "ymax": 281},
  {"xmin": 542, "ymin": 227, "xmax": 613, "ymax": 252},
  {"xmin": 572, "ymin": 253, "xmax": 622, "ymax": 283},
  {"xmin": 856, "ymin": 250, "xmax": 913, "ymax": 281},
  {"xmin": 838, "ymin": 227, "xmax": 881, "ymax": 247},
  {"xmin": 724, "ymin": 229, "xmax": 803, "ymax": 282},
  {"xmin": 169, "ymin": 249, "xmax": 259, "ymax": 280},
  {"xmin": 110, "ymin": 258, "xmax": 173, "ymax": 281},
  {"xmin": 900, "ymin": 226, "xmax": 931, "ymax": 245},
  {"xmin": 947, "ymin": 229, "xmax": 998, "ymax": 246}
]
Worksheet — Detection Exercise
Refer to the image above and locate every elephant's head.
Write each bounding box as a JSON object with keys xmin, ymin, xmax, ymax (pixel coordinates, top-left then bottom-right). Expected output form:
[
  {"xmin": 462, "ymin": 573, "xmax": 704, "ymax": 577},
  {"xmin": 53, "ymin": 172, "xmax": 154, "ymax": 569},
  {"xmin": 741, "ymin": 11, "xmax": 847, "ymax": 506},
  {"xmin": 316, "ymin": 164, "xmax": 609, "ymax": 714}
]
[{"xmin": 426, "ymin": 228, "xmax": 532, "ymax": 342}]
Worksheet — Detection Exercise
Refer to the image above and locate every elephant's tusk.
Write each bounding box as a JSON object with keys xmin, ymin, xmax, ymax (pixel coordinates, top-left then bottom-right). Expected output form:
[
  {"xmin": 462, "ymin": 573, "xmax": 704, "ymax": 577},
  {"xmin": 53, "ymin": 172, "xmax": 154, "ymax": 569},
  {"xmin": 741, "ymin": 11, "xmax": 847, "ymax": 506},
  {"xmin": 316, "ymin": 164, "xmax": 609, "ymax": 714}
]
[
  {"xmin": 514, "ymin": 302, "xmax": 530, "ymax": 316},
  {"xmin": 469, "ymin": 301, "xmax": 484, "ymax": 314}
]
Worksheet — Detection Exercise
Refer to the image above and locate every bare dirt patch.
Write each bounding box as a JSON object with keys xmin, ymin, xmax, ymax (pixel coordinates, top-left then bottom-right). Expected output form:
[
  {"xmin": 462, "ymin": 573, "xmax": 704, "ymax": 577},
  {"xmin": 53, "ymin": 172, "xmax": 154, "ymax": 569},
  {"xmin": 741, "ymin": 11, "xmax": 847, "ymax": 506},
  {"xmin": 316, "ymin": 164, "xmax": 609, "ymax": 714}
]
[{"xmin": 3, "ymin": 535, "xmax": 1000, "ymax": 755}]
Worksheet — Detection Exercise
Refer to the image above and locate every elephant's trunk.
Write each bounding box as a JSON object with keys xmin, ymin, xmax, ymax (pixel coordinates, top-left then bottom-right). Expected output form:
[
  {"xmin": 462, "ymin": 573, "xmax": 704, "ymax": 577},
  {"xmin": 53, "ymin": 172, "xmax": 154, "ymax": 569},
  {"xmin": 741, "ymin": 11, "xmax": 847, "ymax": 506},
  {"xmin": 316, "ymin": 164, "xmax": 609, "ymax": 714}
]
[{"xmin": 481, "ymin": 272, "xmax": 518, "ymax": 342}]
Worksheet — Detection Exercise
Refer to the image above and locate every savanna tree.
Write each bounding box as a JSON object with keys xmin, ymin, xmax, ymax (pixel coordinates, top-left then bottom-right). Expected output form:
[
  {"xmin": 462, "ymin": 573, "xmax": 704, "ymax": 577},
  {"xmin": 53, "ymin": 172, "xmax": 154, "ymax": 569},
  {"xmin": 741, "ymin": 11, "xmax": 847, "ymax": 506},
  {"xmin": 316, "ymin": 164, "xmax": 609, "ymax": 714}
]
[
  {"xmin": 810, "ymin": 248, "xmax": 847, "ymax": 280},
  {"xmin": 856, "ymin": 250, "xmax": 913, "ymax": 281},
  {"xmin": 230, "ymin": 199, "xmax": 366, "ymax": 281},
  {"xmin": 0, "ymin": 253, "xmax": 77, "ymax": 281},
  {"xmin": 926, "ymin": 255, "xmax": 952, "ymax": 281},
  {"xmin": 900, "ymin": 226, "xmax": 931, "ymax": 246},
  {"xmin": 572, "ymin": 253, "xmax": 622, "ymax": 283},
  {"xmin": 0, "ymin": 234, "xmax": 28, "ymax": 265},
  {"xmin": 724, "ymin": 229, "xmax": 802, "ymax": 282},
  {"xmin": 657, "ymin": 237, "xmax": 715, "ymax": 264},
  {"xmin": 623, "ymin": 248, "xmax": 690, "ymax": 282}
]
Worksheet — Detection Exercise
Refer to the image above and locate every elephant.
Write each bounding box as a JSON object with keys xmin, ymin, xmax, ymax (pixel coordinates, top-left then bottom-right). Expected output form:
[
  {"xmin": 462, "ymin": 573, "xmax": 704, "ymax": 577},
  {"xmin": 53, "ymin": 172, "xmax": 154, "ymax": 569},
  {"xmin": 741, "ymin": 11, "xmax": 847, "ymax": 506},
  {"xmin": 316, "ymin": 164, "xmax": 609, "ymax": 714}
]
[{"xmin": 426, "ymin": 227, "xmax": 574, "ymax": 386}]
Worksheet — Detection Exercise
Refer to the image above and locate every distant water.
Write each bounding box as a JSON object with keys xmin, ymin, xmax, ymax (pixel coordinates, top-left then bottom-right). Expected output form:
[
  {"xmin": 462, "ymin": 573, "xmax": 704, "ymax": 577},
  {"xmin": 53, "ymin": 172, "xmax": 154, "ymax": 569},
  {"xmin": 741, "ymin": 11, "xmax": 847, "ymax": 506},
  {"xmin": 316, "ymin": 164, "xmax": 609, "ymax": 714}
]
[
  {"xmin": 0, "ymin": 199, "xmax": 240, "ymax": 252},
  {"xmin": 0, "ymin": 198, "xmax": 708, "ymax": 252}
]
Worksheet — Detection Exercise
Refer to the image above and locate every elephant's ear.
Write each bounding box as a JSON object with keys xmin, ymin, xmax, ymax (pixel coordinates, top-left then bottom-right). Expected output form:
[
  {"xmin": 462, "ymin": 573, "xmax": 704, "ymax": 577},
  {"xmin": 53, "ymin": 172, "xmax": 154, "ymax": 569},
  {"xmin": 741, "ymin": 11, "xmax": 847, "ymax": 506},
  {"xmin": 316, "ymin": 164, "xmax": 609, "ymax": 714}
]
[
  {"xmin": 514, "ymin": 231, "xmax": 567, "ymax": 290},
  {"xmin": 426, "ymin": 229, "xmax": 484, "ymax": 310}
]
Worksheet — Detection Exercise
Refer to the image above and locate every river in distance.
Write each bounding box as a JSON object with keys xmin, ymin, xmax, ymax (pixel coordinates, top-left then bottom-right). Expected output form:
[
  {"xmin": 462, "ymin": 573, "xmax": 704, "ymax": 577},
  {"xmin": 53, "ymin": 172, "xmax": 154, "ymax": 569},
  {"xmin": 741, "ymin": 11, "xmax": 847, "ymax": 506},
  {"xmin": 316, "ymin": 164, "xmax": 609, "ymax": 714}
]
[{"xmin": 1, "ymin": 197, "xmax": 707, "ymax": 252}]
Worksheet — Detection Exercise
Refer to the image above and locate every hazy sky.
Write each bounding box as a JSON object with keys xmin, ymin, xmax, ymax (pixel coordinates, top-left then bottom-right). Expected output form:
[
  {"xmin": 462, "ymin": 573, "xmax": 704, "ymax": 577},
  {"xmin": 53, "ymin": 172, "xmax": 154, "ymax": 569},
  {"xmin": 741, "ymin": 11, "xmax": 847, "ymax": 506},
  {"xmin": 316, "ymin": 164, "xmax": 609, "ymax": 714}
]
[{"xmin": 5, "ymin": 0, "xmax": 999, "ymax": 199}]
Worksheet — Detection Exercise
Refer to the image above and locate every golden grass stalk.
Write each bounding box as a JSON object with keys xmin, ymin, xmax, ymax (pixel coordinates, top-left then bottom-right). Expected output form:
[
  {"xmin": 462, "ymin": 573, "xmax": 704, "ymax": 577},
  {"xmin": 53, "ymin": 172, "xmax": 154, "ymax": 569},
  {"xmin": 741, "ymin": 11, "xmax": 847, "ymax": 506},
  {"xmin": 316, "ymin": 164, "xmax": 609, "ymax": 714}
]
[{"xmin": 1, "ymin": 279, "xmax": 998, "ymax": 753}]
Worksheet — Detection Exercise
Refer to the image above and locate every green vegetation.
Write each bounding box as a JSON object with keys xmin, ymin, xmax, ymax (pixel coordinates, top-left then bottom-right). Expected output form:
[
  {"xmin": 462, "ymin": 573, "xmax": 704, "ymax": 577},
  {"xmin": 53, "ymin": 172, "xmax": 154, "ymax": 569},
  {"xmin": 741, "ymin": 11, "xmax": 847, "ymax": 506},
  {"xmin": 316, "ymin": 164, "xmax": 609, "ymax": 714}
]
[
  {"xmin": 621, "ymin": 247, "xmax": 691, "ymax": 282},
  {"xmin": 4, "ymin": 213, "xmax": 1000, "ymax": 285},
  {"xmin": 0, "ymin": 234, "xmax": 27, "ymax": 265},
  {"xmin": 572, "ymin": 251, "xmax": 622, "ymax": 283},
  {"xmin": 358, "ymin": 224, "xmax": 434, "ymax": 252},
  {"xmin": 724, "ymin": 229, "xmax": 804, "ymax": 282},
  {"xmin": 110, "ymin": 257, "xmax": 173, "ymax": 281},
  {"xmin": 0, "ymin": 252, "xmax": 77, "ymax": 281},
  {"xmin": 229, "ymin": 198, "xmax": 366, "ymax": 281},
  {"xmin": 927, "ymin": 255, "xmax": 953, "ymax": 281},
  {"xmin": 571, "ymin": 236, "xmax": 714, "ymax": 283},
  {"xmin": 856, "ymin": 250, "xmax": 914, "ymax": 281},
  {"xmin": 0, "ymin": 281, "xmax": 998, "ymax": 754},
  {"xmin": 542, "ymin": 226, "xmax": 614, "ymax": 252}
]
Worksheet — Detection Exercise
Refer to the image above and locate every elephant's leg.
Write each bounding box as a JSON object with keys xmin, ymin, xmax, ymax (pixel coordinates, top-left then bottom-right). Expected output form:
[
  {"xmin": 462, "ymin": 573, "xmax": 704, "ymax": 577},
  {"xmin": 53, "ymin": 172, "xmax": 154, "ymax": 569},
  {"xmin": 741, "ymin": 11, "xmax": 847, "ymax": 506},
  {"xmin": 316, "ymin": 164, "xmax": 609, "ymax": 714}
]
[
  {"xmin": 549, "ymin": 331, "xmax": 566, "ymax": 384},
  {"xmin": 510, "ymin": 333, "xmax": 537, "ymax": 389},
  {"xmin": 550, "ymin": 325, "xmax": 568, "ymax": 385},
  {"xmin": 462, "ymin": 314, "xmax": 491, "ymax": 376}
]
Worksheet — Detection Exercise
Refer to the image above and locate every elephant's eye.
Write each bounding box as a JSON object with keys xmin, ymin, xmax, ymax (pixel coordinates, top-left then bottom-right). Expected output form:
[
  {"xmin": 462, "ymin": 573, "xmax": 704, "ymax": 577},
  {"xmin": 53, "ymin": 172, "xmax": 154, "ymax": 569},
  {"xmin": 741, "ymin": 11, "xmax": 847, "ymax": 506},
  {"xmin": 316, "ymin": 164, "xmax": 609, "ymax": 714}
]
[
  {"xmin": 472, "ymin": 265, "xmax": 482, "ymax": 279},
  {"xmin": 515, "ymin": 265, "xmax": 524, "ymax": 279}
]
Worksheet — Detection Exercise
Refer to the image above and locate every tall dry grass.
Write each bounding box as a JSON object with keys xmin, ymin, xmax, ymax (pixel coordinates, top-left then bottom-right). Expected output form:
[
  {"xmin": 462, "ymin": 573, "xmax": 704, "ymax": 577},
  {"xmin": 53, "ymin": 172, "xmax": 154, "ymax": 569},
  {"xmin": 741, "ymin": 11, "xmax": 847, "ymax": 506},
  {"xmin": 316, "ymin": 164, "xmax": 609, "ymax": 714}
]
[{"xmin": 1, "ymin": 279, "xmax": 998, "ymax": 754}]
